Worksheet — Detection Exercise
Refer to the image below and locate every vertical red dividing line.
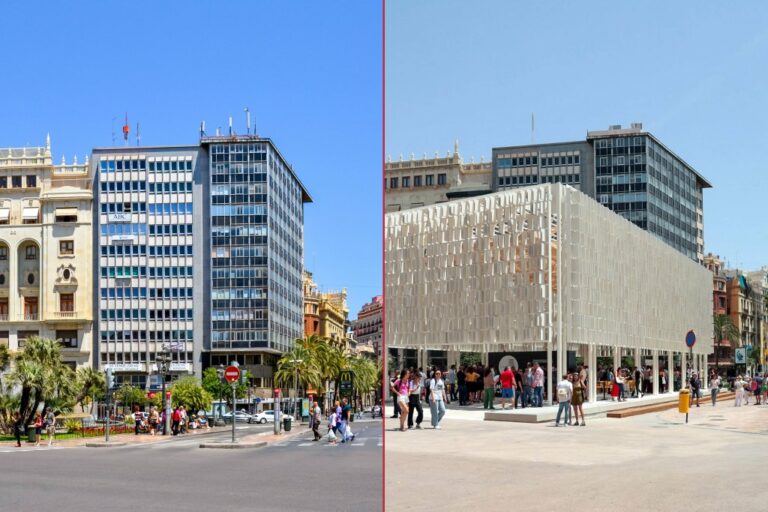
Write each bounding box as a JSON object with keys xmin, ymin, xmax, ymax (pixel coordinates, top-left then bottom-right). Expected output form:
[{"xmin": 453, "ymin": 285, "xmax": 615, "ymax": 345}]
[{"xmin": 380, "ymin": 0, "xmax": 387, "ymax": 511}]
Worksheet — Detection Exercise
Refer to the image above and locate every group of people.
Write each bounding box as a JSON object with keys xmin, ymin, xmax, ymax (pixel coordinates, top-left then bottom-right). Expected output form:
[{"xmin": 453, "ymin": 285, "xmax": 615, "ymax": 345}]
[
  {"xmin": 132, "ymin": 405, "xmax": 208, "ymax": 436},
  {"xmin": 729, "ymin": 373, "xmax": 767, "ymax": 407},
  {"xmin": 317, "ymin": 397, "xmax": 357, "ymax": 445},
  {"xmin": 10, "ymin": 407, "xmax": 57, "ymax": 447},
  {"xmin": 554, "ymin": 372, "xmax": 589, "ymax": 426},
  {"xmin": 390, "ymin": 367, "xmax": 447, "ymax": 431}
]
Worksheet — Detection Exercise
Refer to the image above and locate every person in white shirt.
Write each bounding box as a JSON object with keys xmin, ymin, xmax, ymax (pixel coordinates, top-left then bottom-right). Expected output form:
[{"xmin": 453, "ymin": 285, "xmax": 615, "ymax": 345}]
[
  {"xmin": 429, "ymin": 370, "xmax": 447, "ymax": 429},
  {"xmin": 734, "ymin": 375, "xmax": 745, "ymax": 407},
  {"xmin": 445, "ymin": 365, "xmax": 457, "ymax": 403},
  {"xmin": 555, "ymin": 375, "xmax": 573, "ymax": 426},
  {"xmin": 709, "ymin": 372, "xmax": 721, "ymax": 407}
]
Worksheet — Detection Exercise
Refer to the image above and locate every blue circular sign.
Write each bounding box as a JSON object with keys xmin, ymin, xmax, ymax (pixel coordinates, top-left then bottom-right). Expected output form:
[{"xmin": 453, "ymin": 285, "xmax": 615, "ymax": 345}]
[
  {"xmin": 685, "ymin": 330, "xmax": 696, "ymax": 348},
  {"xmin": 255, "ymin": 397, "xmax": 262, "ymax": 404}
]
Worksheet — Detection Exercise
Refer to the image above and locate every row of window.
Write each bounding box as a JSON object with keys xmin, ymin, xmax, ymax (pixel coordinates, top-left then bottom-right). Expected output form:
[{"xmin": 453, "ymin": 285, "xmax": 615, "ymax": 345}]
[
  {"xmin": 148, "ymin": 203, "xmax": 193, "ymax": 214},
  {"xmin": 388, "ymin": 173, "xmax": 447, "ymax": 189},
  {"xmin": 0, "ymin": 175, "xmax": 37, "ymax": 188},
  {"xmin": 99, "ymin": 159, "xmax": 147, "ymax": 171},
  {"xmin": 100, "ymin": 266, "xmax": 195, "ymax": 278},
  {"xmin": 149, "ymin": 245, "xmax": 192, "ymax": 256},
  {"xmin": 100, "ymin": 224, "xmax": 147, "ymax": 236},
  {"xmin": 497, "ymin": 156, "xmax": 538, "ymax": 167},
  {"xmin": 100, "ymin": 308, "xmax": 194, "ymax": 320},
  {"xmin": 150, "ymin": 224, "xmax": 193, "ymax": 235},
  {"xmin": 498, "ymin": 174, "xmax": 581, "ymax": 186},
  {"xmin": 211, "ymin": 204, "xmax": 267, "ymax": 216},
  {"xmin": 100, "ymin": 181, "xmax": 147, "ymax": 192},
  {"xmin": 99, "ymin": 330, "xmax": 194, "ymax": 342},
  {"xmin": 101, "ymin": 202, "xmax": 147, "ymax": 213}
]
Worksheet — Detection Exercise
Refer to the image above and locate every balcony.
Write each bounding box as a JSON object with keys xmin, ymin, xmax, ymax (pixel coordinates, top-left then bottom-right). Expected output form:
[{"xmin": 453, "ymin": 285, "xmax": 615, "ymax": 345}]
[
  {"xmin": 0, "ymin": 313, "xmax": 7, "ymax": 321},
  {"xmin": 23, "ymin": 313, "xmax": 38, "ymax": 321},
  {"xmin": 53, "ymin": 311, "xmax": 78, "ymax": 319}
]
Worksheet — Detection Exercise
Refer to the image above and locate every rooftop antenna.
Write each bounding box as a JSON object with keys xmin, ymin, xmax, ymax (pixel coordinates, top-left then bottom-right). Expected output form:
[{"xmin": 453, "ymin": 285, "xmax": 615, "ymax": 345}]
[
  {"xmin": 216, "ymin": 127, "xmax": 221, "ymax": 136},
  {"xmin": 228, "ymin": 115, "xmax": 233, "ymax": 136},
  {"xmin": 531, "ymin": 113, "xmax": 535, "ymax": 144},
  {"xmin": 111, "ymin": 117, "xmax": 117, "ymax": 145},
  {"xmin": 244, "ymin": 108, "xmax": 251, "ymax": 135},
  {"xmin": 136, "ymin": 122, "xmax": 141, "ymax": 146},
  {"xmin": 200, "ymin": 121, "xmax": 206, "ymax": 138},
  {"xmin": 122, "ymin": 112, "xmax": 129, "ymax": 145}
]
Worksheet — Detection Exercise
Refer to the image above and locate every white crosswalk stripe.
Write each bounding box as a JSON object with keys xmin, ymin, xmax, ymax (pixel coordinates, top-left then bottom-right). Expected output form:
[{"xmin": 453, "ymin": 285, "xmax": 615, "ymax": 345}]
[{"xmin": 271, "ymin": 436, "xmax": 382, "ymax": 448}]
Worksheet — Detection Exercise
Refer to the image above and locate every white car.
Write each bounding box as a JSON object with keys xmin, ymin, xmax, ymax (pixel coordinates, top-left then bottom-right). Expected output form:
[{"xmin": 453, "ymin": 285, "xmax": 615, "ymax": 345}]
[
  {"xmin": 249, "ymin": 410, "xmax": 280, "ymax": 424},
  {"xmin": 221, "ymin": 410, "xmax": 253, "ymax": 423}
]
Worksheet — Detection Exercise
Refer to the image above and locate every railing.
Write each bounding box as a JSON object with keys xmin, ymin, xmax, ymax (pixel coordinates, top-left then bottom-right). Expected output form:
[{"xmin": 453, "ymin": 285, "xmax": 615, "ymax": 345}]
[
  {"xmin": 53, "ymin": 311, "xmax": 77, "ymax": 318},
  {"xmin": 24, "ymin": 313, "xmax": 38, "ymax": 321},
  {"xmin": 0, "ymin": 314, "xmax": 7, "ymax": 321}
]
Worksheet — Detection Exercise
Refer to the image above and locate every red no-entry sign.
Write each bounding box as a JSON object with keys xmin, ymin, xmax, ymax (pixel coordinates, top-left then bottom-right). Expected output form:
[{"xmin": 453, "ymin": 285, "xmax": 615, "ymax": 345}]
[{"xmin": 224, "ymin": 365, "xmax": 241, "ymax": 383}]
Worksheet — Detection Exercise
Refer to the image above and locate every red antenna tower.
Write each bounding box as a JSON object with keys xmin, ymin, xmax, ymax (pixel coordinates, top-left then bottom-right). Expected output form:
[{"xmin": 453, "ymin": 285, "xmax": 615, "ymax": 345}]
[{"xmin": 122, "ymin": 112, "xmax": 129, "ymax": 144}]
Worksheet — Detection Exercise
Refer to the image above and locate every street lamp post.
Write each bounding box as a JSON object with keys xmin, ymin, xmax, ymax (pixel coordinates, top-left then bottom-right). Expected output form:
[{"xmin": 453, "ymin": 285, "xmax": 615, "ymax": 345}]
[
  {"xmin": 290, "ymin": 359, "xmax": 303, "ymax": 420},
  {"xmin": 216, "ymin": 365, "xmax": 225, "ymax": 426},
  {"xmin": 156, "ymin": 349, "xmax": 172, "ymax": 435}
]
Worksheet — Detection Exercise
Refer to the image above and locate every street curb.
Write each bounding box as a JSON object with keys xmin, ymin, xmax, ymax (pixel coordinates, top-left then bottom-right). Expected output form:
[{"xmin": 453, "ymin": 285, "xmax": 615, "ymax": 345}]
[
  {"xmin": 199, "ymin": 441, "xmax": 267, "ymax": 450},
  {"xmin": 85, "ymin": 441, "xmax": 127, "ymax": 448}
]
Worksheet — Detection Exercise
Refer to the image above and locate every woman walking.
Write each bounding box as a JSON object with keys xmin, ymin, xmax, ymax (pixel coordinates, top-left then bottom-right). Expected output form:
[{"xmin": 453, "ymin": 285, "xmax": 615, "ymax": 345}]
[
  {"xmin": 390, "ymin": 369, "xmax": 410, "ymax": 432},
  {"xmin": 312, "ymin": 402, "xmax": 322, "ymax": 441},
  {"xmin": 571, "ymin": 373, "xmax": 586, "ymax": 426},
  {"xmin": 34, "ymin": 412, "xmax": 43, "ymax": 446},
  {"xmin": 429, "ymin": 370, "xmax": 447, "ymax": 429},
  {"xmin": 709, "ymin": 372, "xmax": 721, "ymax": 406},
  {"xmin": 407, "ymin": 373, "xmax": 424, "ymax": 429},
  {"xmin": 45, "ymin": 407, "xmax": 56, "ymax": 446},
  {"xmin": 615, "ymin": 368, "xmax": 626, "ymax": 402}
]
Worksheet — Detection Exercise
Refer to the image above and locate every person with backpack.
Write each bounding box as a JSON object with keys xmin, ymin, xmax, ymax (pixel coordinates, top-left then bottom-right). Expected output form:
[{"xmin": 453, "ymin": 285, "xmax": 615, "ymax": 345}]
[
  {"xmin": 751, "ymin": 375, "xmax": 762, "ymax": 405},
  {"xmin": 554, "ymin": 374, "xmax": 573, "ymax": 426},
  {"xmin": 689, "ymin": 373, "xmax": 701, "ymax": 407},
  {"xmin": 171, "ymin": 406, "xmax": 182, "ymax": 435},
  {"xmin": 45, "ymin": 408, "xmax": 56, "ymax": 446}
]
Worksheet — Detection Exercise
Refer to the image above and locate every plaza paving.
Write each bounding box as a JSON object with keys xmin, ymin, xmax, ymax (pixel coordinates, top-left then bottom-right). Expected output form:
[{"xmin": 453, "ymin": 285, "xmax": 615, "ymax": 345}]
[{"xmin": 385, "ymin": 396, "xmax": 768, "ymax": 511}]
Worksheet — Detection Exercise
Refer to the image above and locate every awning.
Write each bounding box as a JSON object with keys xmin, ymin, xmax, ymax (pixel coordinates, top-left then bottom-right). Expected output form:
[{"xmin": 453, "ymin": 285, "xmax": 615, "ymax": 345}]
[
  {"xmin": 55, "ymin": 207, "xmax": 78, "ymax": 217},
  {"xmin": 0, "ymin": 208, "xmax": 9, "ymax": 221},
  {"xmin": 22, "ymin": 207, "xmax": 39, "ymax": 220}
]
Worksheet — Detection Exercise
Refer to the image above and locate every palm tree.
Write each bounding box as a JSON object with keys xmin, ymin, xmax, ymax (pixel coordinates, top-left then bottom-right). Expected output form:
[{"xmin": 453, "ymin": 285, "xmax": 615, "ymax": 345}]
[
  {"xmin": 74, "ymin": 366, "xmax": 106, "ymax": 413},
  {"xmin": 713, "ymin": 314, "xmax": 739, "ymax": 372}
]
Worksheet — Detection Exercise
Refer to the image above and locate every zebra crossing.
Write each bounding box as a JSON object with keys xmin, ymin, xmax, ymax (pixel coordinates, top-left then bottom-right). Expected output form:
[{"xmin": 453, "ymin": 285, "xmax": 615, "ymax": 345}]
[{"xmin": 270, "ymin": 435, "xmax": 383, "ymax": 448}]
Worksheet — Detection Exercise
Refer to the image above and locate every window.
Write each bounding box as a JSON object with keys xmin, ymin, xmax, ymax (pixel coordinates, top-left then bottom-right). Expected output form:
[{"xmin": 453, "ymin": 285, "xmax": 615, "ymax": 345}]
[
  {"xmin": 389, "ymin": 177, "xmax": 398, "ymax": 189},
  {"xmin": 123, "ymin": 202, "xmax": 132, "ymax": 213},
  {"xmin": 26, "ymin": 175, "xmax": 37, "ymax": 188},
  {"xmin": 55, "ymin": 208, "xmax": 77, "ymax": 223},
  {"xmin": 0, "ymin": 177, "xmax": 6, "ymax": 188},
  {"xmin": 59, "ymin": 240, "xmax": 74, "ymax": 255},
  {"xmin": 17, "ymin": 330, "xmax": 38, "ymax": 348},
  {"xmin": 0, "ymin": 274, "xmax": 5, "ymax": 286},
  {"xmin": 402, "ymin": 176, "xmax": 410, "ymax": 188},
  {"xmin": 437, "ymin": 174, "xmax": 447, "ymax": 185},
  {"xmin": 27, "ymin": 273, "xmax": 35, "ymax": 285},
  {"xmin": 11, "ymin": 176, "xmax": 21, "ymax": 188},
  {"xmin": 0, "ymin": 247, "xmax": 6, "ymax": 260},
  {"xmin": 25, "ymin": 246, "xmax": 37, "ymax": 260},
  {"xmin": 413, "ymin": 176, "xmax": 422, "ymax": 187},
  {"xmin": 425, "ymin": 175, "xmax": 434, "ymax": 186},
  {"xmin": 60, "ymin": 294, "xmax": 74, "ymax": 312},
  {"xmin": 56, "ymin": 330, "xmax": 78, "ymax": 348}
]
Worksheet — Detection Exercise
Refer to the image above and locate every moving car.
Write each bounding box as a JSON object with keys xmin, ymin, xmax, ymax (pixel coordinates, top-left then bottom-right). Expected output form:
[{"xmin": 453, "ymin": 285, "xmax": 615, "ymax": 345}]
[{"xmin": 249, "ymin": 410, "xmax": 279, "ymax": 424}]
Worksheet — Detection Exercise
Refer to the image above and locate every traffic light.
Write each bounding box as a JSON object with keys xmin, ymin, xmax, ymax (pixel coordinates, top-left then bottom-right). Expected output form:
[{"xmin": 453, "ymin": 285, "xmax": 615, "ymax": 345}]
[
  {"xmin": 106, "ymin": 368, "xmax": 114, "ymax": 390},
  {"xmin": 240, "ymin": 370, "xmax": 247, "ymax": 386}
]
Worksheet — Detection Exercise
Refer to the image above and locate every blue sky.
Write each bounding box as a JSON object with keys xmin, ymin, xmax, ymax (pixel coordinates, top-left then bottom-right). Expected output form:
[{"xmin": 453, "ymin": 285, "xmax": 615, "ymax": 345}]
[
  {"xmin": 387, "ymin": 0, "xmax": 768, "ymax": 270},
  {"xmin": 0, "ymin": 1, "xmax": 382, "ymax": 316}
]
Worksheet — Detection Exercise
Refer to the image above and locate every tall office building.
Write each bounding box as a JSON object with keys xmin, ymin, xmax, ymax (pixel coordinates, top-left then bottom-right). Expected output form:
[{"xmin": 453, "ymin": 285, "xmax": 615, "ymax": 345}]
[
  {"xmin": 92, "ymin": 146, "xmax": 204, "ymax": 388},
  {"xmin": 200, "ymin": 135, "xmax": 310, "ymax": 388},
  {"xmin": 492, "ymin": 124, "xmax": 711, "ymax": 262},
  {"xmin": 0, "ymin": 138, "xmax": 93, "ymax": 368}
]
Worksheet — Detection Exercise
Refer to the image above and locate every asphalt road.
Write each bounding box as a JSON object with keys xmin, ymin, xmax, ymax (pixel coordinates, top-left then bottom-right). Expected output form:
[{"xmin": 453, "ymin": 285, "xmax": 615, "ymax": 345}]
[{"xmin": 0, "ymin": 420, "xmax": 382, "ymax": 512}]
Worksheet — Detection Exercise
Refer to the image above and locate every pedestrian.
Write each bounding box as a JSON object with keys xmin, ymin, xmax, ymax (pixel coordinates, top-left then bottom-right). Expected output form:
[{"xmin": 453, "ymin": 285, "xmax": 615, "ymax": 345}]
[
  {"xmin": 555, "ymin": 374, "xmax": 573, "ymax": 427},
  {"xmin": 180, "ymin": 406, "xmax": 188, "ymax": 434},
  {"xmin": 532, "ymin": 362, "xmax": 544, "ymax": 407},
  {"xmin": 464, "ymin": 366, "xmax": 476, "ymax": 403},
  {"xmin": 391, "ymin": 369, "xmax": 410, "ymax": 432},
  {"xmin": 149, "ymin": 406, "xmax": 159, "ymax": 436},
  {"xmin": 734, "ymin": 375, "xmax": 745, "ymax": 407},
  {"xmin": 614, "ymin": 368, "xmax": 625, "ymax": 402},
  {"xmin": 689, "ymin": 373, "xmax": 701, "ymax": 407},
  {"xmin": 709, "ymin": 372, "xmax": 721, "ymax": 406},
  {"xmin": 407, "ymin": 372, "xmax": 424, "ymax": 429},
  {"xmin": 446, "ymin": 365, "xmax": 457, "ymax": 403},
  {"xmin": 12, "ymin": 411, "xmax": 23, "ymax": 447},
  {"xmin": 571, "ymin": 373, "xmax": 586, "ymax": 426},
  {"xmin": 327, "ymin": 407, "xmax": 338, "ymax": 445},
  {"xmin": 389, "ymin": 372, "xmax": 400, "ymax": 419},
  {"xmin": 429, "ymin": 370, "xmax": 447, "ymax": 428},
  {"xmin": 340, "ymin": 398, "xmax": 354, "ymax": 443},
  {"xmin": 483, "ymin": 368, "xmax": 497, "ymax": 410},
  {"xmin": 45, "ymin": 407, "xmax": 56, "ymax": 446},
  {"xmin": 34, "ymin": 412, "xmax": 43, "ymax": 446},
  {"xmin": 499, "ymin": 366, "xmax": 516, "ymax": 410},
  {"xmin": 171, "ymin": 406, "xmax": 181, "ymax": 435},
  {"xmin": 457, "ymin": 366, "xmax": 468, "ymax": 406},
  {"xmin": 744, "ymin": 376, "xmax": 752, "ymax": 405},
  {"xmin": 633, "ymin": 366, "xmax": 642, "ymax": 398},
  {"xmin": 523, "ymin": 364, "xmax": 533, "ymax": 408},
  {"xmin": 134, "ymin": 405, "xmax": 141, "ymax": 435},
  {"xmin": 751, "ymin": 375, "xmax": 762, "ymax": 405},
  {"xmin": 312, "ymin": 402, "xmax": 322, "ymax": 441}
]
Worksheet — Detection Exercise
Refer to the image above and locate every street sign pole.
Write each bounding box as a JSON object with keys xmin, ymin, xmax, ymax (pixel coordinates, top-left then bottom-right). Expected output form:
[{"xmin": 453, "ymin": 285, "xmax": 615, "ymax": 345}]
[
  {"xmin": 231, "ymin": 382, "xmax": 237, "ymax": 443},
  {"xmin": 273, "ymin": 388, "xmax": 280, "ymax": 435},
  {"xmin": 223, "ymin": 365, "xmax": 241, "ymax": 442}
]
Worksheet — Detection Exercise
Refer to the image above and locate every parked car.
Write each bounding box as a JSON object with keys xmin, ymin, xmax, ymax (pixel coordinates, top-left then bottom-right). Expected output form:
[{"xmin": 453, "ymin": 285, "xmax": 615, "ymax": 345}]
[
  {"xmin": 221, "ymin": 410, "xmax": 253, "ymax": 423},
  {"xmin": 249, "ymin": 410, "xmax": 279, "ymax": 424}
]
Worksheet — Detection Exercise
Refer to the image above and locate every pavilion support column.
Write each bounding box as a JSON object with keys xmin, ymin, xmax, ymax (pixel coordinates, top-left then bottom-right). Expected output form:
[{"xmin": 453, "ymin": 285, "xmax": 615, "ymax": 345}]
[
  {"xmin": 652, "ymin": 350, "xmax": 659, "ymax": 395},
  {"xmin": 447, "ymin": 350, "xmax": 460, "ymax": 369},
  {"xmin": 589, "ymin": 344, "xmax": 597, "ymax": 404},
  {"xmin": 681, "ymin": 350, "xmax": 687, "ymax": 391},
  {"xmin": 547, "ymin": 342, "xmax": 553, "ymax": 406},
  {"xmin": 667, "ymin": 351, "xmax": 674, "ymax": 393},
  {"xmin": 613, "ymin": 346, "xmax": 620, "ymax": 373},
  {"xmin": 397, "ymin": 349, "xmax": 404, "ymax": 370}
]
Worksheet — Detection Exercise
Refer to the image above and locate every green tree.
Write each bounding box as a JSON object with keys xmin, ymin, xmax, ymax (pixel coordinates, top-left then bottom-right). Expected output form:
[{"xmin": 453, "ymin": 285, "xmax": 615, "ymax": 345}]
[
  {"xmin": 74, "ymin": 366, "xmax": 106, "ymax": 413},
  {"xmin": 201, "ymin": 367, "xmax": 250, "ymax": 409},
  {"xmin": 460, "ymin": 352, "xmax": 482, "ymax": 367},
  {"xmin": 113, "ymin": 384, "xmax": 148, "ymax": 415},
  {"xmin": 713, "ymin": 314, "xmax": 739, "ymax": 371},
  {"xmin": 169, "ymin": 376, "xmax": 213, "ymax": 412}
]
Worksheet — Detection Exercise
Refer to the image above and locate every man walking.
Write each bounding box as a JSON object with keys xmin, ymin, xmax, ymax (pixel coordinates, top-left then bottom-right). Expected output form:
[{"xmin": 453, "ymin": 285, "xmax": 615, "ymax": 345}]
[
  {"xmin": 499, "ymin": 366, "xmax": 516, "ymax": 410},
  {"xmin": 446, "ymin": 365, "xmax": 457, "ymax": 403},
  {"xmin": 390, "ymin": 372, "xmax": 400, "ymax": 419},
  {"xmin": 533, "ymin": 362, "xmax": 544, "ymax": 407},
  {"xmin": 555, "ymin": 375, "xmax": 573, "ymax": 426},
  {"xmin": 689, "ymin": 373, "xmax": 701, "ymax": 407},
  {"xmin": 522, "ymin": 363, "xmax": 533, "ymax": 408},
  {"xmin": 457, "ymin": 365, "xmax": 468, "ymax": 406}
]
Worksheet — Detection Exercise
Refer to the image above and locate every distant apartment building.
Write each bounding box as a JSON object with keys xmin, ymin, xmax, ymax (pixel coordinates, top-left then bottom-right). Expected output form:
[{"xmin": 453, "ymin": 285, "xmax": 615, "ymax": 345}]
[
  {"xmin": 0, "ymin": 137, "xmax": 93, "ymax": 368},
  {"xmin": 92, "ymin": 133, "xmax": 311, "ymax": 390},
  {"xmin": 351, "ymin": 295, "xmax": 382, "ymax": 356},
  {"xmin": 302, "ymin": 270, "xmax": 349, "ymax": 345},
  {"xmin": 385, "ymin": 141, "xmax": 492, "ymax": 212}
]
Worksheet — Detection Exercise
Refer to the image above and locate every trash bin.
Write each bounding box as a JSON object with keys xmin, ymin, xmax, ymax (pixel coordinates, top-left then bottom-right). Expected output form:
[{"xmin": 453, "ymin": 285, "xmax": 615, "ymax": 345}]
[
  {"xmin": 678, "ymin": 389, "xmax": 690, "ymax": 413},
  {"xmin": 283, "ymin": 416, "xmax": 292, "ymax": 432},
  {"xmin": 28, "ymin": 426, "xmax": 36, "ymax": 443}
]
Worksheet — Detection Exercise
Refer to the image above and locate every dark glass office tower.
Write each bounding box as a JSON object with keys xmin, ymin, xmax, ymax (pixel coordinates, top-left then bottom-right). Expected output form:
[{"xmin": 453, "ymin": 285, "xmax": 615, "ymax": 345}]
[{"xmin": 201, "ymin": 136, "xmax": 311, "ymax": 388}]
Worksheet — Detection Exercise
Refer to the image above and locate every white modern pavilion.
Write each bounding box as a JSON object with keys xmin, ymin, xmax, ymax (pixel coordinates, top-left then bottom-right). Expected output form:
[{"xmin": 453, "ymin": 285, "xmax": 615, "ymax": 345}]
[{"xmin": 385, "ymin": 184, "xmax": 713, "ymax": 404}]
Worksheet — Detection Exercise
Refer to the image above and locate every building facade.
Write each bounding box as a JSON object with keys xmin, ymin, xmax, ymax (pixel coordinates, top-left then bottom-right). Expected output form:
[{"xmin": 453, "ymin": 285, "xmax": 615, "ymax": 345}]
[
  {"xmin": 386, "ymin": 184, "xmax": 713, "ymax": 403},
  {"xmin": 302, "ymin": 270, "xmax": 349, "ymax": 344},
  {"xmin": 351, "ymin": 295, "xmax": 382, "ymax": 356},
  {"xmin": 92, "ymin": 145, "xmax": 203, "ymax": 388},
  {"xmin": 493, "ymin": 124, "xmax": 711, "ymax": 262},
  {"xmin": 201, "ymin": 135, "xmax": 310, "ymax": 388},
  {"xmin": 385, "ymin": 141, "xmax": 492, "ymax": 213},
  {"xmin": 1, "ymin": 138, "xmax": 93, "ymax": 368}
]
